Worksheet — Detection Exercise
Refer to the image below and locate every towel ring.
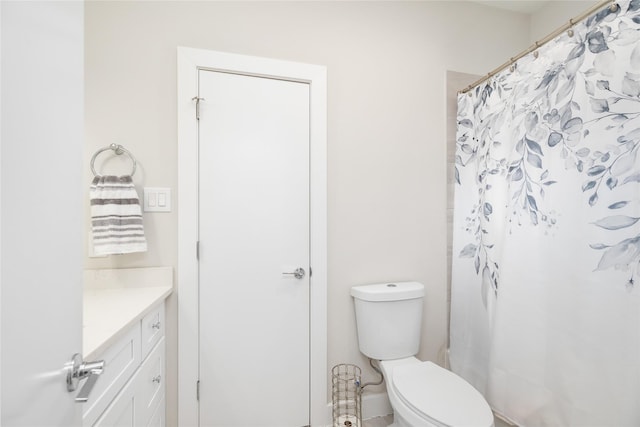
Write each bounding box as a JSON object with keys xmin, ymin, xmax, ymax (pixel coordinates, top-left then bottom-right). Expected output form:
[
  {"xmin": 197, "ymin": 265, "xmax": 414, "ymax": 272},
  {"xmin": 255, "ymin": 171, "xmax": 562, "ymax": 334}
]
[{"xmin": 90, "ymin": 143, "xmax": 137, "ymax": 177}]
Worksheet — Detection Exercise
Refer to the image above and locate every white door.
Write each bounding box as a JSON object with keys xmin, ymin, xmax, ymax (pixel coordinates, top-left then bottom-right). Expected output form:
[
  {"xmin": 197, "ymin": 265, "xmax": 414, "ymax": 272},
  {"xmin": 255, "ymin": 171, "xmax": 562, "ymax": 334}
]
[
  {"xmin": 1, "ymin": 1, "xmax": 85, "ymax": 426},
  {"xmin": 197, "ymin": 69, "xmax": 310, "ymax": 426}
]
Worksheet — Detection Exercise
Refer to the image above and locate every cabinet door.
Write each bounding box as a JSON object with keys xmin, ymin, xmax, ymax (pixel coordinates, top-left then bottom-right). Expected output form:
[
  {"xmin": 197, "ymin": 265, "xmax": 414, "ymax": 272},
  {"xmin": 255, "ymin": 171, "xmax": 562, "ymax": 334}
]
[
  {"xmin": 136, "ymin": 338, "xmax": 165, "ymax": 426},
  {"xmin": 146, "ymin": 397, "xmax": 166, "ymax": 427},
  {"xmin": 84, "ymin": 323, "xmax": 141, "ymax": 426},
  {"xmin": 92, "ymin": 380, "xmax": 136, "ymax": 427},
  {"xmin": 90, "ymin": 335, "xmax": 165, "ymax": 427}
]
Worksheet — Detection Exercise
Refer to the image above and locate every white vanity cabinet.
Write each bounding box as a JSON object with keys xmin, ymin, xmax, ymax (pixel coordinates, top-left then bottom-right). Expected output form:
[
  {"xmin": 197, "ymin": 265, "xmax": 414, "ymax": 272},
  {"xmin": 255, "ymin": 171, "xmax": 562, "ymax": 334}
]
[
  {"xmin": 83, "ymin": 291, "xmax": 169, "ymax": 427},
  {"xmin": 92, "ymin": 337, "xmax": 165, "ymax": 427},
  {"xmin": 82, "ymin": 324, "xmax": 141, "ymax": 426}
]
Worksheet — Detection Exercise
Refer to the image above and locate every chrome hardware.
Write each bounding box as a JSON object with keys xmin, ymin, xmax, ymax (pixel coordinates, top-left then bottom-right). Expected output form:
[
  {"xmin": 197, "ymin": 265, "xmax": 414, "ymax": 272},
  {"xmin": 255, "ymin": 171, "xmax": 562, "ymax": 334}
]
[
  {"xmin": 283, "ymin": 267, "xmax": 305, "ymax": 279},
  {"xmin": 192, "ymin": 96, "xmax": 205, "ymax": 121},
  {"xmin": 152, "ymin": 375, "xmax": 162, "ymax": 384},
  {"xmin": 152, "ymin": 321, "xmax": 161, "ymax": 330},
  {"xmin": 90, "ymin": 143, "xmax": 137, "ymax": 177},
  {"xmin": 66, "ymin": 353, "xmax": 105, "ymax": 403},
  {"xmin": 75, "ymin": 375, "xmax": 100, "ymax": 403}
]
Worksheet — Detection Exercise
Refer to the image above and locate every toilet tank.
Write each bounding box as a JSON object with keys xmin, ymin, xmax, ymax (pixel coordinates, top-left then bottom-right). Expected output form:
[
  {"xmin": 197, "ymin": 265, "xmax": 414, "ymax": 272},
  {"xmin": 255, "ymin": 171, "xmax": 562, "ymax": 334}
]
[{"xmin": 351, "ymin": 282, "xmax": 425, "ymax": 360}]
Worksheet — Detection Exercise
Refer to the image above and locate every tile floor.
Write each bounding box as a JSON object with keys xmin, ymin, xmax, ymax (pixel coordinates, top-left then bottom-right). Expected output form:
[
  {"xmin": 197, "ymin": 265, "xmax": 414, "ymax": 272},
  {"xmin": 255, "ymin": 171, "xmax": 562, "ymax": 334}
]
[{"xmin": 362, "ymin": 413, "xmax": 515, "ymax": 427}]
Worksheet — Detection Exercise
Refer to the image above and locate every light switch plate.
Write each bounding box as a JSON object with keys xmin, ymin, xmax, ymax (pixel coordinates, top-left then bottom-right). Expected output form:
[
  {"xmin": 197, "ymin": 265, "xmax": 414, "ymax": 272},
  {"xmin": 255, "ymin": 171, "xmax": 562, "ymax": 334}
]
[{"xmin": 144, "ymin": 187, "xmax": 171, "ymax": 212}]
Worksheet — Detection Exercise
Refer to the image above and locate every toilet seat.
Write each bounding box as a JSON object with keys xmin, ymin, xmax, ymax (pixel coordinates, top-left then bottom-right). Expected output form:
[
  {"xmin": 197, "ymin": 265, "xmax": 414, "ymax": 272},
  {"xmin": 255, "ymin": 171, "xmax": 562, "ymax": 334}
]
[{"xmin": 392, "ymin": 361, "xmax": 494, "ymax": 427}]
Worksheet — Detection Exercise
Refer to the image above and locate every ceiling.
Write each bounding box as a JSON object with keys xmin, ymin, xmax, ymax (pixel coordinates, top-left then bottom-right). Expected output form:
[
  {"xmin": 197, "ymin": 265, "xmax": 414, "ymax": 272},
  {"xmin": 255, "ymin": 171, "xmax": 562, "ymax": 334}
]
[{"xmin": 471, "ymin": 1, "xmax": 551, "ymax": 14}]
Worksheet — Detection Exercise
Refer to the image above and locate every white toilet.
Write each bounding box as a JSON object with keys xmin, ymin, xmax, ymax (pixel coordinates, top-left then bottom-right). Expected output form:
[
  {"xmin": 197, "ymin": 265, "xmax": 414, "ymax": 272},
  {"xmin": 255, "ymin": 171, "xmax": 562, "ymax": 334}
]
[{"xmin": 351, "ymin": 282, "xmax": 494, "ymax": 427}]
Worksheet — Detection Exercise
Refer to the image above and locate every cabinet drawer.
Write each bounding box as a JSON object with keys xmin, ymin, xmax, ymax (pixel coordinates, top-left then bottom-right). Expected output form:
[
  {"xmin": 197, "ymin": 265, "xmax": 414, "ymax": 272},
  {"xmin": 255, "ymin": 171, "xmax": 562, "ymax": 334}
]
[
  {"xmin": 141, "ymin": 302, "xmax": 164, "ymax": 359},
  {"xmin": 83, "ymin": 323, "xmax": 141, "ymax": 427},
  {"xmin": 136, "ymin": 337, "xmax": 165, "ymax": 426}
]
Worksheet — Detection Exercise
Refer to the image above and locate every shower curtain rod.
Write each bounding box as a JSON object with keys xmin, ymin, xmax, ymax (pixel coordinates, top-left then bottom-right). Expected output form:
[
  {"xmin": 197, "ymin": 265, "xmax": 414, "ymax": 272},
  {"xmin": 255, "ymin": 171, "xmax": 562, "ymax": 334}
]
[{"xmin": 459, "ymin": 0, "xmax": 618, "ymax": 94}]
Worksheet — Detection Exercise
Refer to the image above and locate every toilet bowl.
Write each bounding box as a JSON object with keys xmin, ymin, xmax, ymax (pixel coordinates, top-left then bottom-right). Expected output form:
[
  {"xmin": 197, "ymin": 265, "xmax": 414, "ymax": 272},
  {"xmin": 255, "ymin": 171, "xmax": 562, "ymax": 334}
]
[
  {"xmin": 380, "ymin": 357, "xmax": 494, "ymax": 427},
  {"xmin": 351, "ymin": 282, "xmax": 494, "ymax": 427}
]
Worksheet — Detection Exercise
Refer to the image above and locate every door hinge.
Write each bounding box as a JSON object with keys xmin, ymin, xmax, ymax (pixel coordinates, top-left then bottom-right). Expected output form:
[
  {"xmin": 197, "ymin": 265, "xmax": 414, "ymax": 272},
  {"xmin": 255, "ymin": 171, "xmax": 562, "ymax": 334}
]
[
  {"xmin": 196, "ymin": 241, "xmax": 200, "ymax": 260},
  {"xmin": 197, "ymin": 380, "xmax": 200, "ymax": 401},
  {"xmin": 309, "ymin": 266, "xmax": 312, "ymax": 277},
  {"xmin": 192, "ymin": 96, "xmax": 205, "ymax": 121}
]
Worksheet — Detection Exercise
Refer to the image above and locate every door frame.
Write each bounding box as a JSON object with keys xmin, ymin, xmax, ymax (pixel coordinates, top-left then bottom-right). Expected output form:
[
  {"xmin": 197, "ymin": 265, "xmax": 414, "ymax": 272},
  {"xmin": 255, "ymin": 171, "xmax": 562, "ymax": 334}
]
[{"xmin": 177, "ymin": 47, "xmax": 327, "ymax": 426}]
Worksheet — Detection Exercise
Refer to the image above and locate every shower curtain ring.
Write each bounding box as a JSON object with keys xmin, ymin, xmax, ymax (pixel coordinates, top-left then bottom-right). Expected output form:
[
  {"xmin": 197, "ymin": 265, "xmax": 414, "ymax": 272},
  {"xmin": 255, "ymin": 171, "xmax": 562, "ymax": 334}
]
[{"xmin": 567, "ymin": 18, "xmax": 575, "ymax": 37}]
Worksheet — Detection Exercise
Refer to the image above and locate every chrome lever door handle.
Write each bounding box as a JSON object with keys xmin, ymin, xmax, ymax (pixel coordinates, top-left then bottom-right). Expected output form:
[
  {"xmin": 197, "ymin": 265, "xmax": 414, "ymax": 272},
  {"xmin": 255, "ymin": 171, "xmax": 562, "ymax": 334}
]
[
  {"xmin": 79, "ymin": 360, "xmax": 105, "ymax": 378},
  {"xmin": 75, "ymin": 374, "xmax": 100, "ymax": 403},
  {"xmin": 283, "ymin": 267, "xmax": 305, "ymax": 279},
  {"xmin": 66, "ymin": 353, "xmax": 105, "ymax": 403}
]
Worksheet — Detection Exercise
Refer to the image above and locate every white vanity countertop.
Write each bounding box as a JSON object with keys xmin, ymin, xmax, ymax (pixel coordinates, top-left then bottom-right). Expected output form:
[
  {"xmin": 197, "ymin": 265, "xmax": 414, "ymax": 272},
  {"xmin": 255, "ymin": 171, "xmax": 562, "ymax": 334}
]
[{"xmin": 83, "ymin": 285, "xmax": 172, "ymax": 360}]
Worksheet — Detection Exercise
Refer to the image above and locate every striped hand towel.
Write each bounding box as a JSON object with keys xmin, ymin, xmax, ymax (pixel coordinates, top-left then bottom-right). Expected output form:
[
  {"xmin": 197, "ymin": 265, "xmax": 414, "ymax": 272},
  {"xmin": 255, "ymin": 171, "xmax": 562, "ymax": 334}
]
[{"xmin": 90, "ymin": 175, "xmax": 147, "ymax": 256}]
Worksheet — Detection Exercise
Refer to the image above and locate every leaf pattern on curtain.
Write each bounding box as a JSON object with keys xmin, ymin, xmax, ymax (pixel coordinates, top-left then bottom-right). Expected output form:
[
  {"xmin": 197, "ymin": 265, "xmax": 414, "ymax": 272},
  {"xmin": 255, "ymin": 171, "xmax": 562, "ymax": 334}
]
[{"xmin": 456, "ymin": 0, "xmax": 640, "ymax": 291}]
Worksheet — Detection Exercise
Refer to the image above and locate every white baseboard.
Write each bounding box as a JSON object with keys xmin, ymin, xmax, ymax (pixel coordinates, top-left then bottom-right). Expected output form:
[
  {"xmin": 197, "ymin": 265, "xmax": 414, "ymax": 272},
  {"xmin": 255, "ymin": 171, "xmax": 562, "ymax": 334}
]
[
  {"xmin": 362, "ymin": 392, "xmax": 392, "ymax": 420},
  {"xmin": 323, "ymin": 392, "xmax": 392, "ymax": 426}
]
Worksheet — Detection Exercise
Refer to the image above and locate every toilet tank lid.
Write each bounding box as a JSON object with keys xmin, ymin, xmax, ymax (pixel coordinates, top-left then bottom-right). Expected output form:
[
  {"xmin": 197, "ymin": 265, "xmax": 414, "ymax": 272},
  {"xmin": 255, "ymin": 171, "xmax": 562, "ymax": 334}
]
[{"xmin": 351, "ymin": 281, "xmax": 424, "ymax": 302}]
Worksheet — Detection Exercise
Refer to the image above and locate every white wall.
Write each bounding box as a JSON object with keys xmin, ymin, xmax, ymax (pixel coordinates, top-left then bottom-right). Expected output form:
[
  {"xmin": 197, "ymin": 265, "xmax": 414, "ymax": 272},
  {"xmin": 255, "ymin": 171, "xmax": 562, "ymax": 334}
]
[
  {"xmin": 530, "ymin": 1, "xmax": 599, "ymax": 42},
  {"xmin": 84, "ymin": 1, "xmax": 533, "ymax": 424}
]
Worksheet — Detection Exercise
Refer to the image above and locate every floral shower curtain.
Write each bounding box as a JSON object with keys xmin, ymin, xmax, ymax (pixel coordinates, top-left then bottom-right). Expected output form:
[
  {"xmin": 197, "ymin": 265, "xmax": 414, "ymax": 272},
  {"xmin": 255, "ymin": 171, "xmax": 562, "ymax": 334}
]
[{"xmin": 451, "ymin": 1, "xmax": 640, "ymax": 425}]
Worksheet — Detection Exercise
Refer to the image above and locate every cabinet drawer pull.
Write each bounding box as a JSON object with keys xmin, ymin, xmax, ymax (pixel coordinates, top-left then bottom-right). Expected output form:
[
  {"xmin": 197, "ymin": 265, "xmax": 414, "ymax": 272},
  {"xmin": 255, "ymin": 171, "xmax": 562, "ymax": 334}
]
[
  {"xmin": 151, "ymin": 321, "xmax": 161, "ymax": 330},
  {"xmin": 152, "ymin": 375, "xmax": 162, "ymax": 384}
]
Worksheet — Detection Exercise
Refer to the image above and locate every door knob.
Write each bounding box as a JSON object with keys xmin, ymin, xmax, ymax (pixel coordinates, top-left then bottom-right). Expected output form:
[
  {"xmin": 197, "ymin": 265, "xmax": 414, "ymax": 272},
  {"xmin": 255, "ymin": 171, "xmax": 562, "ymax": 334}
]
[
  {"xmin": 66, "ymin": 353, "xmax": 105, "ymax": 402},
  {"xmin": 283, "ymin": 267, "xmax": 305, "ymax": 279}
]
